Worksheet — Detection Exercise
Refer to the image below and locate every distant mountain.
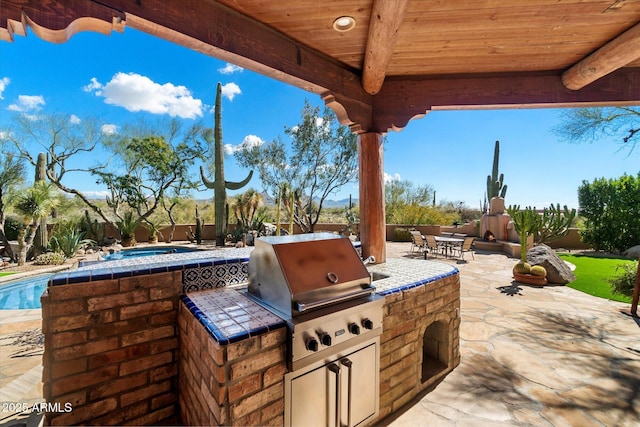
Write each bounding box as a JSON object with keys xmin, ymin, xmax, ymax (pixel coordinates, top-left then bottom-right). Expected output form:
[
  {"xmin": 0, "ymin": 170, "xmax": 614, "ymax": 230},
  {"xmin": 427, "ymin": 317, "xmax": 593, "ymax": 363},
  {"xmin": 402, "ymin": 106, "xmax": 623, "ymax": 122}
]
[
  {"xmin": 205, "ymin": 193, "xmax": 358, "ymax": 208},
  {"xmin": 320, "ymin": 197, "xmax": 358, "ymax": 208}
]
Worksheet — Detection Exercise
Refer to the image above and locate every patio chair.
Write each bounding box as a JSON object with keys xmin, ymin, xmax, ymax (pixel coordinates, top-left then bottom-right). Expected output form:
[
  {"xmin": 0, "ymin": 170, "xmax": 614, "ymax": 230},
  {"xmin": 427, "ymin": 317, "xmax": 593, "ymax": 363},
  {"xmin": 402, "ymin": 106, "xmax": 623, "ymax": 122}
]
[
  {"xmin": 409, "ymin": 230, "xmax": 427, "ymax": 253},
  {"xmin": 424, "ymin": 235, "xmax": 444, "ymax": 259},
  {"xmin": 453, "ymin": 237, "xmax": 475, "ymax": 260}
]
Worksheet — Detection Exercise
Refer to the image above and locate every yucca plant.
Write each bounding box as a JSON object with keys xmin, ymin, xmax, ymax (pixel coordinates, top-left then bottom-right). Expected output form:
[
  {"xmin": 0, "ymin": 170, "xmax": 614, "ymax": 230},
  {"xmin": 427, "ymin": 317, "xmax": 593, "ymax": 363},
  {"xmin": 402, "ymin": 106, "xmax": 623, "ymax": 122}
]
[
  {"xmin": 12, "ymin": 181, "xmax": 60, "ymax": 265},
  {"xmin": 116, "ymin": 211, "xmax": 140, "ymax": 247}
]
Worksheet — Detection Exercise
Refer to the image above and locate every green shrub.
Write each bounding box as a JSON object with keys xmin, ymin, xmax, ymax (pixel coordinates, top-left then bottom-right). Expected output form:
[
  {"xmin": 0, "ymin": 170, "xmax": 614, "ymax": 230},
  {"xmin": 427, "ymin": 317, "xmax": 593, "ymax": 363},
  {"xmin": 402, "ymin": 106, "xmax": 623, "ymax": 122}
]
[
  {"xmin": 34, "ymin": 252, "xmax": 66, "ymax": 265},
  {"xmin": 608, "ymin": 261, "xmax": 639, "ymax": 297},
  {"xmin": 578, "ymin": 173, "xmax": 640, "ymax": 253},
  {"xmin": 394, "ymin": 227, "xmax": 412, "ymax": 242}
]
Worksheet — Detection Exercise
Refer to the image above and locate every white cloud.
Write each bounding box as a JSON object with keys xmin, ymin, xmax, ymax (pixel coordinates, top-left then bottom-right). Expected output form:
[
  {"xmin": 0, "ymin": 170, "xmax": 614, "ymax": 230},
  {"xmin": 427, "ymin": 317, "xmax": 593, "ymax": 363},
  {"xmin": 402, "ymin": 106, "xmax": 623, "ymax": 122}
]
[
  {"xmin": 82, "ymin": 77, "xmax": 102, "ymax": 92},
  {"xmin": 84, "ymin": 72, "xmax": 203, "ymax": 119},
  {"xmin": 0, "ymin": 77, "xmax": 9, "ymax": 99},
  {"xmin": 0, "ymin": 130, "xmax": 11, "ymax": 140},
  {"xmin": 220, "ymin": 82, "xmax": 241, "ymax": 101},
  {"xmin": 225, "ymin": 134, "xmax": 264, "ymax": 156},
  {"xmin": 7, "ymin": 95, "xmax": 45, "ymax": 113},
  {"xmin": 218, "ymin": 63, "xmax": 244, "ymax": 75},
  {"xmin": 81, "ymin": 190, "xmax": 111, "ymax": 199},
  {"xmin": 101, "ymin": 124, "xmax": 118, "ymax": 135},
  {"xmin": 384, "ymin": 172, "xmax": 401, "ymax": 183},
  {"xmin": 69, "ymin": 114, "xmax": 82, "ymax": 124}
]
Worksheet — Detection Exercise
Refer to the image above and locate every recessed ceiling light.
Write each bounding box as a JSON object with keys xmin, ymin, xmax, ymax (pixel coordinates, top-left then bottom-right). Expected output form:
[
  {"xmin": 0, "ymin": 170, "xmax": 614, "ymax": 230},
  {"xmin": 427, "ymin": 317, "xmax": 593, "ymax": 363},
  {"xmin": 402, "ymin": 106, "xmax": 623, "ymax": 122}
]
[{"xmin": 333, "ymin": 16, "xmax": 356, "ymax": 32}]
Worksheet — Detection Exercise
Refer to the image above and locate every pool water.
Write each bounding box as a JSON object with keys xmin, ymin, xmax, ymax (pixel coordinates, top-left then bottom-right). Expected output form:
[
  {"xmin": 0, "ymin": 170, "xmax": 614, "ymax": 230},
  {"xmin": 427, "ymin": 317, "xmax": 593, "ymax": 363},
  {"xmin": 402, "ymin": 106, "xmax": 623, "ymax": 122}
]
[
  {"xmin": 0, "ymin": 274, "xmax": 51, "ymax": 310},
  {"xmin": 101, "ymin": 246, "xmax": 197, "ymax": 261}
]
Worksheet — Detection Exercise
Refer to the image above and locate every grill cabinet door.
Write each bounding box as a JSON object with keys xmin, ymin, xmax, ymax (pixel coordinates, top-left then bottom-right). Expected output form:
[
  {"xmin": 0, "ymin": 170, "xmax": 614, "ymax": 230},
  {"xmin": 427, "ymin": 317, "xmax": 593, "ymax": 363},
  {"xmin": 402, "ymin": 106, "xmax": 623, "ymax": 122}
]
[
  {"xmin": 289, "ymin": 362, "xmax": 334, "ymax": 427},
  {"xmin": 340, "ymin": 343, "xmax": 377, "ymax": 426},
  {"xmin": 288, "ymin": 343, "xmax": 378, "ymax": 427}
]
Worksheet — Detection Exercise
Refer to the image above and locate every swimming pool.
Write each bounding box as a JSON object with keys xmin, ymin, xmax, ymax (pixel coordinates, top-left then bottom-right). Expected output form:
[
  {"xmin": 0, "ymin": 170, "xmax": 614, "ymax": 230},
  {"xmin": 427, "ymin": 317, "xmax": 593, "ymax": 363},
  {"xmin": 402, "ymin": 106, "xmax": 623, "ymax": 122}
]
[
  {"xmin": 0, "ymin": 274, "xmax": 51, "ymax": 310},
  {"xmin": 101, "ymin": 246, "xmax": 198, "ymax": 261}
]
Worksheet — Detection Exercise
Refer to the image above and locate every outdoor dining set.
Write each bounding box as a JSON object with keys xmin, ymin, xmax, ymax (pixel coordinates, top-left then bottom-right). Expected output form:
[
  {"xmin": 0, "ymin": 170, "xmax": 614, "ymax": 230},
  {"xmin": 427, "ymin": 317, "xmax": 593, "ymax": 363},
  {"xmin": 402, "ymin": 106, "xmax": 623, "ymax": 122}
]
[{"xmin": 409, "ymin": 230, "xmax": 475, "ymax": 261}]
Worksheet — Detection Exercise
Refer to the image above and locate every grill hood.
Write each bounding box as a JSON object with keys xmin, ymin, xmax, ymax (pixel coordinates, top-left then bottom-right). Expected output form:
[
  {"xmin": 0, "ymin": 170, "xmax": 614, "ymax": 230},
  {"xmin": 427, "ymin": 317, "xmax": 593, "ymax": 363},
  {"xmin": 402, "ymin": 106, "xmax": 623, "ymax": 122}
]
[{"xmin": 247, "ymin": 233, "xmax": 373, "ymax": 318}]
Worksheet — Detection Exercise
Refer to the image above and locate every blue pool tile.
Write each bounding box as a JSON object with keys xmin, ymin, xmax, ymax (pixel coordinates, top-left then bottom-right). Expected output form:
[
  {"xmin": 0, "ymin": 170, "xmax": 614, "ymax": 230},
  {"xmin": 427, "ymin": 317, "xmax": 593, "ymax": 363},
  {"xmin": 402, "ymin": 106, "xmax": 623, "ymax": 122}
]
[
  {"xmin": 90, "ymin": 269, "xmax": 114, "ymax": 282},
  {"xmin": 149, "ymin": 265, "xmax": 169, "ymax": 274}
]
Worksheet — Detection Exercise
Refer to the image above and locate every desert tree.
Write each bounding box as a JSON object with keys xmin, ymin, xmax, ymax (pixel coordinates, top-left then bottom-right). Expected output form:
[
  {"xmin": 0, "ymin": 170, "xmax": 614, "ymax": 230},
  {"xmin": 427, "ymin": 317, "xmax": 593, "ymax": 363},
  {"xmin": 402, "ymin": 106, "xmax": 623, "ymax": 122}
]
[
  {"xmin": 0, "ymin": 140, "xmax": 26, "ymax": 261},
  {"xmin": 4, "ymin": 113, "xmax": 205, "ymax": 244},
  {"xmin": 235, "ymin": 101, "xmax": 357, "ymax": 233},
  {"xmin": 554, "ymin": 107, "xmax": 640, "ymax": 155}
]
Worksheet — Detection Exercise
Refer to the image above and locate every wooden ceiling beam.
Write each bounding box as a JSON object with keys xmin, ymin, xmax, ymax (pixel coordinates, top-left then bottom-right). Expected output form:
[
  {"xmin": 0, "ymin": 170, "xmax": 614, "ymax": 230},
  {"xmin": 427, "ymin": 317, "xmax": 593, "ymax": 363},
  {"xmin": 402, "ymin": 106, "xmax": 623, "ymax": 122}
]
[
  {"xmin": 362, "ymin": 0, "xmax": 409, "ymax": 95},
  {"xmin": 562, "ymin": 22, "xmax": 640, "ymax": 90},
  {"xmin": 373, "ymin": 69, "xmax": 640, "ymax": 133}
]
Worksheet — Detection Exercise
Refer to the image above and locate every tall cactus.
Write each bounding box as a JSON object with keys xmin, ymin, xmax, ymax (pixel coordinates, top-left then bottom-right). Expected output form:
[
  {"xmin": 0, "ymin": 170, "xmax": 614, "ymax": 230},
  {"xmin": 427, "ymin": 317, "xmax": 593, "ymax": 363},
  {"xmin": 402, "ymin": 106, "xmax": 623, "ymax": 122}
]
[
  {"xmin": 33, "ymin": 152, "xmax": 48, "ymax": 257},
  {"xmin": 486, "ymin": 140, "xmax": 507, "ymax": 199},
  {"xmin": 201, "ymin": 82, "xmax": 253, "ymax": 246},
  {"xmin": 194, "ymin": 206, "xmax": 203, "ymax": 245}
]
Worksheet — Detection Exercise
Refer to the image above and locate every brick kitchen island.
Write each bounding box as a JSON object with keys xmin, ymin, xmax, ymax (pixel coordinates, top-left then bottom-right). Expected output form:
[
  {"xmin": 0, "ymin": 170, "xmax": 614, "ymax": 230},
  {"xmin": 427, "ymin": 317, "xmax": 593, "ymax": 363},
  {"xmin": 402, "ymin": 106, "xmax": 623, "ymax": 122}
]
[{"xmin": 41, "ymin": 247, "xmax": 459, "ymax": 426}]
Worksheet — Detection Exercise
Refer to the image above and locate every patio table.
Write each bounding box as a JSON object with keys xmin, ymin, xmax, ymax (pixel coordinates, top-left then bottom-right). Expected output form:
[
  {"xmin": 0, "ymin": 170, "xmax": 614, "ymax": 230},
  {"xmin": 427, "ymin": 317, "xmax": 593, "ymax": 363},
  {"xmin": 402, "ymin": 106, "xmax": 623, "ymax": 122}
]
[{"xmin": 434, "ymin": 236, "xmax": 464, "ymax": 259}]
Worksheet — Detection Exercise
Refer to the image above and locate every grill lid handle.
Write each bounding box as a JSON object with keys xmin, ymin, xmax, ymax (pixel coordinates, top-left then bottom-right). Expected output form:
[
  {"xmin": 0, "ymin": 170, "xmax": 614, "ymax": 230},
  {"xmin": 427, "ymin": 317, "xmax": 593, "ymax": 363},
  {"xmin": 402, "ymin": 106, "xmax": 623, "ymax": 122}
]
[
  {"xmin": 295, "ymin": 287, "xmax": 374, "ymax": 312},
  {"xmin": 326, "ymin": 272, "xmax": 339, "ymax": 284}
]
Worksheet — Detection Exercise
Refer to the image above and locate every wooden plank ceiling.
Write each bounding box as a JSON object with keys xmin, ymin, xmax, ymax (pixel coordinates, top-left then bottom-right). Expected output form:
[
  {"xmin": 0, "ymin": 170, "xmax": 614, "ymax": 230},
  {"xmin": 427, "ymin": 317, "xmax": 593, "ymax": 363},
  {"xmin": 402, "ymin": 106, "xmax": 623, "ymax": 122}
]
[{"xmin": 2, "ymin": 0, "xmax": 640, "ymax": 133}]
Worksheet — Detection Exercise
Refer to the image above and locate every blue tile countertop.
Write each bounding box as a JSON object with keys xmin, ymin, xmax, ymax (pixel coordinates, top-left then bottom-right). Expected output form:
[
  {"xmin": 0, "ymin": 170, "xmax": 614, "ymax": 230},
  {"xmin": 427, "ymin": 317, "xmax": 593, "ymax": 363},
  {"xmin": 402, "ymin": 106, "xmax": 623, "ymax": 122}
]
[
  {"xmin": 366, "ymin": 258, "xmax": 459, "ymax": 295},
  {"xmin": 48, "ymin": 247, "xmax": 254, "ymax": 286},
  {"xmin": 184, "ymin": 258, "xmax": 459, "ymax": 345},
  {"xmin": 181, "ymin": 287, "xmax": 286, "ymax": 345}
]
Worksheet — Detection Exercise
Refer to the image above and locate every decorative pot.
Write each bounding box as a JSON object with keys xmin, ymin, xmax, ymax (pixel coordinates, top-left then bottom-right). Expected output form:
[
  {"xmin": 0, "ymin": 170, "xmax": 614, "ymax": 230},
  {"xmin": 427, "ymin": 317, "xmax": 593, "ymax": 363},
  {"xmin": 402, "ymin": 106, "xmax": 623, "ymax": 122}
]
[
  {"xmin": 513, "ymin": 272, "xmax": 547, "ymax": 286},
  {"xmin": 121, "ymin": 236, "xmax": 137, "ymax": 247}
]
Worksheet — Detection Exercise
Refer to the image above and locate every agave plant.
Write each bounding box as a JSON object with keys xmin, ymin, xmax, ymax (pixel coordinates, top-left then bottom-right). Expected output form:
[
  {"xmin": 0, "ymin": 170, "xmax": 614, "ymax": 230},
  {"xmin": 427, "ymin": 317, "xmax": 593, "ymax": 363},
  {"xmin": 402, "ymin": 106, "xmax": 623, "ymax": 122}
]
[{"xmin": 50, "ymin": 227, "xmax": 94, "ymax": 258}]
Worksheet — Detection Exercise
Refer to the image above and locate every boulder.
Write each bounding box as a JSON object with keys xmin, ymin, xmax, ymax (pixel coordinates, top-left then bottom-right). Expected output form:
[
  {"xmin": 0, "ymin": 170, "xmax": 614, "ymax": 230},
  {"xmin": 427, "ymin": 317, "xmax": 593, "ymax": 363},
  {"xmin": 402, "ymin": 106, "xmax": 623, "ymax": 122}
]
[
  {"xmin": 526, "ymin": 244, "xmax": 575, "ymax": 285},
  {"xmin": 623, "ymin": 245, "xmax": 640, "ymax": 260}
]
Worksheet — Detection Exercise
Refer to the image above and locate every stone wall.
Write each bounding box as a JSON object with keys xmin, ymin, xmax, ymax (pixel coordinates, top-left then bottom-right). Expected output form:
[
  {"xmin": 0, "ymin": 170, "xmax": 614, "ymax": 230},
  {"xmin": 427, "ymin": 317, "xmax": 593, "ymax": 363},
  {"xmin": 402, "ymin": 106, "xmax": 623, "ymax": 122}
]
[
  {"xmin": 178, "ymin": 302, "xmax": 287, "ymax": 426},
  {"xmin": 41, "ymin": 271, "xmax": 182, "ymax": 425},
  {"xmin": 375, "ymin": 273, "xmax": 461, "ymax": 421}
]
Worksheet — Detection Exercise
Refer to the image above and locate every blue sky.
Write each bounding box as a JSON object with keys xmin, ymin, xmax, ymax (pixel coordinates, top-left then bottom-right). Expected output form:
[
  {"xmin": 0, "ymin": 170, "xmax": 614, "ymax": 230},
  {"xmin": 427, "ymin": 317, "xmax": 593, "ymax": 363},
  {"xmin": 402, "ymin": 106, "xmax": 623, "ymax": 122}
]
[{"xmin": 0, "ymin": 27, "xmax": 637, "ymax": 210}]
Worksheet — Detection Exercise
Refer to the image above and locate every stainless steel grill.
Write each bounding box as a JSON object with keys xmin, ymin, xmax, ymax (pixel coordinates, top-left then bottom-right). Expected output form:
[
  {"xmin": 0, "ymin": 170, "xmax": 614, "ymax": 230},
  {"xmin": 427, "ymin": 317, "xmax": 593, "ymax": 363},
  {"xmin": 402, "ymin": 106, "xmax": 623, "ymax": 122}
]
[
  {"xmin": 248, "ymin": 233, "xmax": 375, "ymax": 318},
  {"xmin": 247, "ymin": 233, "xmax": 383, "ymax": 426}
]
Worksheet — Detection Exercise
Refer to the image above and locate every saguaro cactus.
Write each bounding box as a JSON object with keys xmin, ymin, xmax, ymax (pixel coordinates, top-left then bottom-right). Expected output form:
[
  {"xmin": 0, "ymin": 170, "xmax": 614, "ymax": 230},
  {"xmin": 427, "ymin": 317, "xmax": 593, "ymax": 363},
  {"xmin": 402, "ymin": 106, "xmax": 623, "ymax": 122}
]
[
  {"xmin": 33, "ymin": 152, "xmax": 48, "ymax": 257},
  {"xmin": 486, "ymin": 140, "xmax": 507, "ymax": 199},
  {"xmin": 194, "ymin": 206, "xmax": 203, "ymax": 245},
  {"xmin": 201, "ymin": 82, "xmax": 253, "ymax": 246}
]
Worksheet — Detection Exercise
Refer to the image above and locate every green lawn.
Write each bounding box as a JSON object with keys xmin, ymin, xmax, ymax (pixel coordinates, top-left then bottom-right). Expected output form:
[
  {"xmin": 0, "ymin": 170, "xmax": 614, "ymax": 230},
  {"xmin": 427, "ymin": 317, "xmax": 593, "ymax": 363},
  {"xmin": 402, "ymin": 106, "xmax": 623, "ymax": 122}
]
[
  {"xmin": 0, "ymin": 272, "xmax": 17, "ymax": 277},
  {"xmin": 558, "ymin": 253, "xmax": 634, "ymax": 303}
]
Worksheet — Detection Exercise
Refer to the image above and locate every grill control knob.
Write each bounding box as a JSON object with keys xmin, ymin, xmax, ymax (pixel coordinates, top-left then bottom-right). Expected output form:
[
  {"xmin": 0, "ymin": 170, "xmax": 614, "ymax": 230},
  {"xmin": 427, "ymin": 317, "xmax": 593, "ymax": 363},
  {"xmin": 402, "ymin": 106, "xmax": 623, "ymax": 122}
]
[
  {"xmin": 349, "ymin": 323, "xmax": 360, "ymax": 335},
  {"xmin": 320, "ymin": 333, "xmax": 332, "ymax": 347},
  {"xmin": 306, "ymin": 338, "xmax": 319, "ymax": 352},
  {"xmin": 362, "ymin": 318, "xmax": 374, "ymax": 330}
]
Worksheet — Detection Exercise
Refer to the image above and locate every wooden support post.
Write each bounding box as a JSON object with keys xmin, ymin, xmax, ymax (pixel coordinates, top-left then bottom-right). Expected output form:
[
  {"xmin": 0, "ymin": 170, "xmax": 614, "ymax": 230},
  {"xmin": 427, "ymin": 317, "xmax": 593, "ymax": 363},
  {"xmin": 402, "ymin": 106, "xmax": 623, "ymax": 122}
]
[
  {"xmin": 358, "ymin": 133, "xmax": 386, "ymax": 263},
  {"xmin": 631, "ymin": 256, "xmax": 640, "ymax": 317}
]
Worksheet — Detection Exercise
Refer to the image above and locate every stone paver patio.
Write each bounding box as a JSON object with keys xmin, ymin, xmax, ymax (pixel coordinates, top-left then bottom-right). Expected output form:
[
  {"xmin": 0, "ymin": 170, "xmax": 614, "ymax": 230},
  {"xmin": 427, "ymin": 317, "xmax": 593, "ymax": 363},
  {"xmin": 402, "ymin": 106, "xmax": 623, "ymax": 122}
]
[
  {"xmin": 0, "ymin": 242, "xmax": 638, "ymax": 426},
  {"xmin": 384, "ymin": 243, "xmax": 640, "ymax": 427}
]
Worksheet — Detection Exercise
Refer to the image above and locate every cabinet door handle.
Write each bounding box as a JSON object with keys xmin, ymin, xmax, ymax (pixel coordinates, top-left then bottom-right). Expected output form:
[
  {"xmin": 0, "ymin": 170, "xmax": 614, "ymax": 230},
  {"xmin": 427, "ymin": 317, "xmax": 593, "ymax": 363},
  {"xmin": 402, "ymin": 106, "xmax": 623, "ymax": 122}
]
[
  {"xmin": 341, "ymin": 358, "xmax": 353, "ymax": 427},
  {"xmin": 328, "ymin": 363, "xmax": 341, "ymax": 427}
]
